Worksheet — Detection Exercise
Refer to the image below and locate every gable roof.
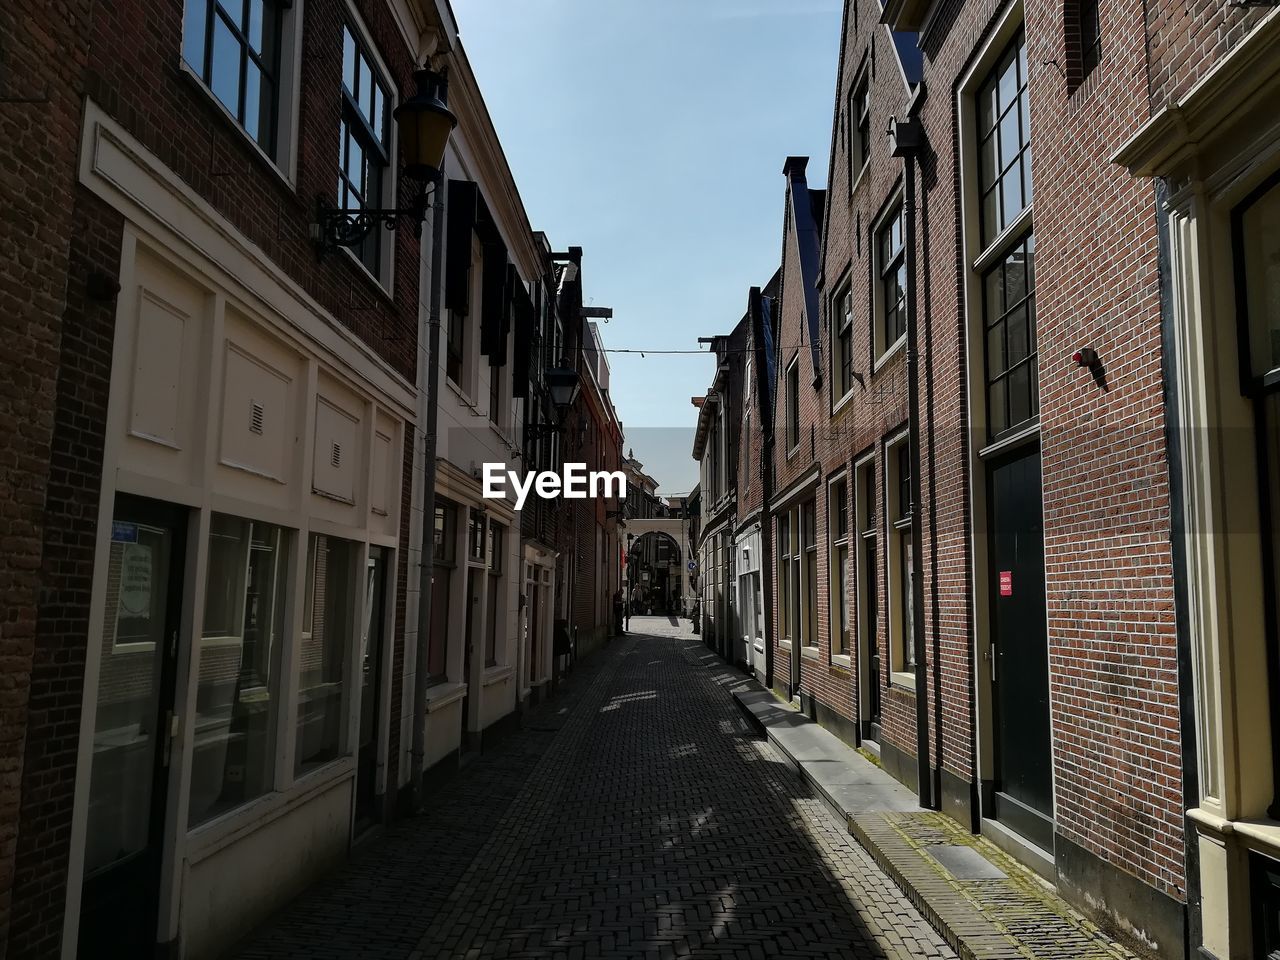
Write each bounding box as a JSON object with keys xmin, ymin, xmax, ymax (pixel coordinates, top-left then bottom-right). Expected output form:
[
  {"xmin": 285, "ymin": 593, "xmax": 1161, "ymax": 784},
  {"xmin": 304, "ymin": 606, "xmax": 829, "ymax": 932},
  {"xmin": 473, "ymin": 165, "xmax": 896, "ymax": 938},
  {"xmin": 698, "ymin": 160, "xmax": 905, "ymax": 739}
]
[{"xmin": 783, "ymin": 157, "xmax": 825, "ymax": 382}]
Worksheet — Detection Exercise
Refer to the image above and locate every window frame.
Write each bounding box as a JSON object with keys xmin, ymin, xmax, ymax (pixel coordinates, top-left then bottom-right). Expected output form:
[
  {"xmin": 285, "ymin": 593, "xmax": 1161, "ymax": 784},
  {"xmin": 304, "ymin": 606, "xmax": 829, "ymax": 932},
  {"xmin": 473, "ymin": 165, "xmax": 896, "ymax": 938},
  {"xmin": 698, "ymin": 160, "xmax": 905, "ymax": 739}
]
[
  {"xmin": 872, "ymin": 197, "xmax": 908, "ymax": 365},
  {"xmin": 785, "ymin": 355, "xmax": 801, "ymax": 454},
  {"xmin": 336, "ymin": 15, "xmax": 396, "ymax": 288},
  {"xmin": 884, "ymin": 433, "xmax": 915, "ymax": 680},
  {"xmin": 180, "ymin": 0, "xmax": 302, "ymax": 179},
  {"xmin": 833, "ymin": 283, "xmax": 855, "ymax": 406},
  {"xmin": 828, "ymin": 474, "xmax": 851, "ymax": 661},
  {"xmin": 848, "ymin": 73, "xmax": 871, "ymax": 192},
  {"xmin": 976, "ymin": 30, "xmax": 1032, "ymax": 248}
]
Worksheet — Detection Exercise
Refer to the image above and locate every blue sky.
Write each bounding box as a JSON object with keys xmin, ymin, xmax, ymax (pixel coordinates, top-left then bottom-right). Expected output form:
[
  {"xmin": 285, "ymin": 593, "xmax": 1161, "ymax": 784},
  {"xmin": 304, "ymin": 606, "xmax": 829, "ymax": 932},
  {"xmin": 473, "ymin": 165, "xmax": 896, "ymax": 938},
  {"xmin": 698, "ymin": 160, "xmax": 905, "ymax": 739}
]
[{"xmin": 452, "ymin": 0, "xmax": 842, "ymax": 496}]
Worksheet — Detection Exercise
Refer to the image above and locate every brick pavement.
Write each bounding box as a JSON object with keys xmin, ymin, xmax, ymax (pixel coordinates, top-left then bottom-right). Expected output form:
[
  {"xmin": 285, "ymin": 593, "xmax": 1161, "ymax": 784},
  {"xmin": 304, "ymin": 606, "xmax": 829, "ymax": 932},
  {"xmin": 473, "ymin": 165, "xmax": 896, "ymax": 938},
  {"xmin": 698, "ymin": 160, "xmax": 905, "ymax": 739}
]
[{"xmin": 234, "ymin": 621, "xmax": 954, "ymax": 959}]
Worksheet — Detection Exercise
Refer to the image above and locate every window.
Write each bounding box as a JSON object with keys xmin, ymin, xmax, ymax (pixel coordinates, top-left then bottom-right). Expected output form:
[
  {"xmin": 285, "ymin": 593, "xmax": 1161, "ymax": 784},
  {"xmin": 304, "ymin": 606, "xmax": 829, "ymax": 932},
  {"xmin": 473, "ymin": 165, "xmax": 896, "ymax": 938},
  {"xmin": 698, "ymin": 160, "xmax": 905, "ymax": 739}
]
[
  {"xmin": 777, "ymin": 512, "xmax": 792, "ymax": 644},
  {"xmin": 834, "ymin": 287, "xmax": 854, "ymax": 403},
  {"xmin": 977, "ymin": 31, "xmax": 1031, "ymax": 246},
  {"xmin": 786, "ymin": 357, "xmax": 800, "ymax": 452},
  {"xmin": 984, "ymin": 233, "xmax": 1038, "ymax": 439},
  {"xmin": 429, "ymin": 500, "xmax": 457, "ymax": 681},
  {"xmin": 489, "ymin": 360, "xmax": 502, "ymax": 426},
  {"xmin": 297, "ymin": 533, "xmax": 358, "ymax": 774},
  {"xmin": 973, "ymin": 30, "xmax": 1038, "ymax": 444},
  {"xmin": 849, "ymin": 77, "xmax": 870, "ymax": 186},
  {"xmin": 886, "ymin": 438, "xmax": 915, "ymax": 674},
  {"xmin": 469, "ymin": 509, "xmax": 486, "ymax": 563},
  {"xmin": 338, "ymin": 24, "xmax": 392, "ymax": 279},
  {"xmin": 802, "ymin": 500, "xmax": 818, "ymax": 649},
  {"xmin": 190, "ymin": 515, "xmax": 289, "ymax": 826},
  {"xmin": 486, "ymin": 522, "xmax": 505, "ymax": 667},
  {"xmin": 183, "ymin": 0, "xmax": 284, "ymax": 155},
  {"xmin": 856, "ymin": 458, "xmax": 880, "ymax": 716},
  {"xmin": 830, "ymin": 477, "xmax": 850, "ymax": 657},
  {"xmin": 1073, "ymin": 0, "xmax": 1101, "ymax": 83},
  {"xmin": 447, "ymin": 311, "xmax": 465, "ymax": 387},
  {"xmin": 876, "ymin": 203, "xmax": 907, "ymax": 356}
]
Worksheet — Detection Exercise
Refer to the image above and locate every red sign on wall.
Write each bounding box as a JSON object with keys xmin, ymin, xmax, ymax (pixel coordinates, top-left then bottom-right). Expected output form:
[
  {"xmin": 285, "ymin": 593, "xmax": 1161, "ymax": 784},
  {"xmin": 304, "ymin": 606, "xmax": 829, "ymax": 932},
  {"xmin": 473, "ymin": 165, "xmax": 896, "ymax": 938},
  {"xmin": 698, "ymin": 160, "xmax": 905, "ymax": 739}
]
[{"xmin": 999, "ymin": 571, "xmax": 1013, "ymax": 597}]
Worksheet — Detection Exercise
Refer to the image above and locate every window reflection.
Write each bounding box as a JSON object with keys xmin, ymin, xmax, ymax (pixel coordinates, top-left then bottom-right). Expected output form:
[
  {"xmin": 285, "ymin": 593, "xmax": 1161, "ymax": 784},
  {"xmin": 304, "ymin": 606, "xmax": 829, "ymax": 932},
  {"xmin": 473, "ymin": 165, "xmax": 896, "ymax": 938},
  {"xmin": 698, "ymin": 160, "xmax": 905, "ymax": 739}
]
[{"xmin": 189, "ymin": 515, "xmax": 288, "ymax": 827}]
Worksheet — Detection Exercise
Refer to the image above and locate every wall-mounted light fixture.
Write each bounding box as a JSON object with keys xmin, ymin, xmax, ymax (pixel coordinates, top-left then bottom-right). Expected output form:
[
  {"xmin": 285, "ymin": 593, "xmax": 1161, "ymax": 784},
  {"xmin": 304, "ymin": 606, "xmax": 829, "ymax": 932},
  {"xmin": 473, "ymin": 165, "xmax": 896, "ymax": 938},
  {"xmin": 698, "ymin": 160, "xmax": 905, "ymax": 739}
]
[
  {"xmin": 1072, "ymin": 347, "xmax": 1099, "ymax": 368},
  {"xmin": 525, "ymin": 364, "xmax": 582, "ymax": 440},
  {"xmin": 311, "ymin": 67, "xmax": 457, "ymax": 257}
]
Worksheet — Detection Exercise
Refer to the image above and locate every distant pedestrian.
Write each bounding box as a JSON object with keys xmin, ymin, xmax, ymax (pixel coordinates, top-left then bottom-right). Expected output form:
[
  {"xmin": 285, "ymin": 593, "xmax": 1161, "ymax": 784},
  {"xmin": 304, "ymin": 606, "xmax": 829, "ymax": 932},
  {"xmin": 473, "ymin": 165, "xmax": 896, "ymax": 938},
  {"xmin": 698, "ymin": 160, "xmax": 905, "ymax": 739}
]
[{"xmin": 613, "ymin": 590, "xmax": 624, "ymax": 636}]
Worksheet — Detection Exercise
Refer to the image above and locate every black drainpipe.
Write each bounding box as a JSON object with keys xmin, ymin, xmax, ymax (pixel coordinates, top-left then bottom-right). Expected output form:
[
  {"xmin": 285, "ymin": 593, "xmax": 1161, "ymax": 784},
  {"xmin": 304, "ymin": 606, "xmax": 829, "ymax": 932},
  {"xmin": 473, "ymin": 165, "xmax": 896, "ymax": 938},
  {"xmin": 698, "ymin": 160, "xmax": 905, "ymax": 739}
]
[
  {"xmin": 893, "ymin": 114, "xmax": 933, "ymax": 809},
  {"xmin": 1154, "ymin": 176, "xmax": 1202, "ymax": 957}
]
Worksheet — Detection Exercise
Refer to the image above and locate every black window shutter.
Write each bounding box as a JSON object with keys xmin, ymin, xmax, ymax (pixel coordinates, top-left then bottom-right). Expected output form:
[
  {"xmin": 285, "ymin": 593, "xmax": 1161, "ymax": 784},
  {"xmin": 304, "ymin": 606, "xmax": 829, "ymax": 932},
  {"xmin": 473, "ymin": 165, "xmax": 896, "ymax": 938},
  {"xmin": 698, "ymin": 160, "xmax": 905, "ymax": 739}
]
[
  {"xmin": 513, "ymin": 284, "xmax": 535, "ymax": 399},
  {"xmin": 480, "ymin": 241, "xmax": 507, "ymax": 361},
  {"xmin": 445, "ymin": 180, "xmax": 477, "ymax": 315}
]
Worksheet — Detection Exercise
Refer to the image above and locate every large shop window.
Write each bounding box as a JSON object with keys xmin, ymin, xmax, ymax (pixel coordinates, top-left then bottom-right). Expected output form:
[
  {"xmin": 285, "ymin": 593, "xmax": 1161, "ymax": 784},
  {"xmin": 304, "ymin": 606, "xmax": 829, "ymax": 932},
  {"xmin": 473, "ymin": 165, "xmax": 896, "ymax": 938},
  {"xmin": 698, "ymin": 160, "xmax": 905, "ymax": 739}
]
[
  {"xmin": 190, "ymin": 515, "xmax": 289, "ymax": 826},
  {"xmin": 182, "ymin": 0, "xmax": 284, "ymax": 156},
  {"xmin": 339, "ymin": 23, "xmax": 392, "ymax": 279},
  {"xmin": 429, "ymin": 500, "xmax": 458, "ymax": 681},
  {"xmin": 297, "ymin": 533, "xmax": 359, "ymax": 774},
  {"xmin": 830, "ymin": 477, "xmax": 851, "ymax": 656}
]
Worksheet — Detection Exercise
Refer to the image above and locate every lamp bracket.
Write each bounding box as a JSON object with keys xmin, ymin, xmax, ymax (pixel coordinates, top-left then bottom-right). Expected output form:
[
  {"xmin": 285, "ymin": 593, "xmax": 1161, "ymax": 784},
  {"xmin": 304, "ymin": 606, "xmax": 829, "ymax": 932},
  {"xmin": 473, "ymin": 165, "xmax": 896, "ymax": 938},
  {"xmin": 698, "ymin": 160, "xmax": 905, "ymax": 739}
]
[{"xmin": 311, "ymin": 176, "xmax": 435, "ymax": 258}]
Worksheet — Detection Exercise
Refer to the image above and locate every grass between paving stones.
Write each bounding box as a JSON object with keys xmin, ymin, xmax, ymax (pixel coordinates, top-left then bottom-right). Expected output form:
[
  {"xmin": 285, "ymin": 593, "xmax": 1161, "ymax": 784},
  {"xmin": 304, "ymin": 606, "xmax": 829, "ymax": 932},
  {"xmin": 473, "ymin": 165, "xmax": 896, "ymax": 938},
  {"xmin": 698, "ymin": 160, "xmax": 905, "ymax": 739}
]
[{"xmin": 884, "ymin": 812, "xmax": 1141, "ymax": 960}]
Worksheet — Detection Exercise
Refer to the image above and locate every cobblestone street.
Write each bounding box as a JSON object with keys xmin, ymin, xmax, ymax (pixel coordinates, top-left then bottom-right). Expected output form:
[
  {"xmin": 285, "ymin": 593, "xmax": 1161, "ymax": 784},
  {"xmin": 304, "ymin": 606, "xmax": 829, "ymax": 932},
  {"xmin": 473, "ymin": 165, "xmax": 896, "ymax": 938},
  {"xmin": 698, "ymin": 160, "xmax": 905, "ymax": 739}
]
[{"xmin": 236, "ymin": 619, "xmax": 954, "ymax": 959}]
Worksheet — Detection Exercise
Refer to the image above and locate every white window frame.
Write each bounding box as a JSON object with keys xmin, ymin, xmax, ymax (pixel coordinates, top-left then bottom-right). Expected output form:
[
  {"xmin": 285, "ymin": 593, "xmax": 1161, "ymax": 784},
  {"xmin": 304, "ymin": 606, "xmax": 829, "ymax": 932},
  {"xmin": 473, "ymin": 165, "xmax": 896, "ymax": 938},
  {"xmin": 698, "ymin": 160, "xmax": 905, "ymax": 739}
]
[
  {"xmin": 872, "ymin": 193, "xmax": 908, "ymax": 367},
  {"xmin": 828, "ymin": 471, "xmax": 851, "ymax": 665},
  {"xmin": 179, "ymin": 0, "xmax": 305, "ymax": 185},
  {"xmin": 832, "ymin": 282, "xmax": 855, "ymax": 409},
  {"xmin": 884, "ymin": 431, "xmax": 915, "ymax": 684}
]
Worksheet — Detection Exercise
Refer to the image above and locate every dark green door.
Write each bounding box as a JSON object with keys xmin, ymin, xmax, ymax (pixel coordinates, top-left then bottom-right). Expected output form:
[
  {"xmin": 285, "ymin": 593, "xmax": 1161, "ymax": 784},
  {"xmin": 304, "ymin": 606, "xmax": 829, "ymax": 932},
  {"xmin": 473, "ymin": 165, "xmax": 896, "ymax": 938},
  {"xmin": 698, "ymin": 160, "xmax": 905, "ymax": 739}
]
[{"xmin": 989, "ymin": 448, "xmax": 1053, "ymax": 850}]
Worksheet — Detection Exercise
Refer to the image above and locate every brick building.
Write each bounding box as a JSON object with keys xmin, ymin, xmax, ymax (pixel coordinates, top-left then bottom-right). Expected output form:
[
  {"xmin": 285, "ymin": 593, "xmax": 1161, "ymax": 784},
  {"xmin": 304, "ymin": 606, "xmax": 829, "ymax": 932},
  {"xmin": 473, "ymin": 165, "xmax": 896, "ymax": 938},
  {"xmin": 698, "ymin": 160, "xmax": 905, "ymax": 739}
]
[
  {"xmin": 1113, "ymin": 7, "xmax": 1280, "ymax": 958},
  {"xmin": 0, "ymin": 0, "xmax": 621, "ymax": 955},
  {"xmin": 691, "ymin": 0, "xmax": 1280, "ymax": 955}
]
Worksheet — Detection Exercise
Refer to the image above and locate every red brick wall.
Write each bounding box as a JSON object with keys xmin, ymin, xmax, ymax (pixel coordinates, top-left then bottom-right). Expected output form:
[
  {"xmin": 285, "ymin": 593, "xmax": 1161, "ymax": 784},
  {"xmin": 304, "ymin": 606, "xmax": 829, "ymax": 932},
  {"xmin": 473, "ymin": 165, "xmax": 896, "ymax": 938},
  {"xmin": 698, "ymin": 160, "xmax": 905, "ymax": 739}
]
[
  {"xmin": 1023, "ymin": 0, "xmax": 1183, "ymax": 896},
  {"xmin": 6, "ymin": 0, "xmax": 427, "ymax": 952},
  {"xmin": 774, "ymin": 0, "xmax": 1191, "ymax": 910},
  {"xmin": 0, "ymin": 0, "xmax": 94, "ymax": 948},
  {"xmin": 10, "ymin": 190, "xmax": 125, "ymax": 959},
  {"xmin": 815, "ymin": 3, "xmax": 921, "ymax": 760}
]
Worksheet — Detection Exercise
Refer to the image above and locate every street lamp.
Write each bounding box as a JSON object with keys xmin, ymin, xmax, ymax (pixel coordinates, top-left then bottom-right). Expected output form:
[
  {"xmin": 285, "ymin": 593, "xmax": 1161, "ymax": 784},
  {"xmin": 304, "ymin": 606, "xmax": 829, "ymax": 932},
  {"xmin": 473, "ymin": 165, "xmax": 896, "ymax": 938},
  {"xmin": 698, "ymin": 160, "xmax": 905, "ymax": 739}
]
[
  {"xmin": 311, "ymin": 67, "xmax": 458, "ymax": 255},
  {"xmin": 545, "ymin": 365, "xmax": 581, "ymax": 410}
]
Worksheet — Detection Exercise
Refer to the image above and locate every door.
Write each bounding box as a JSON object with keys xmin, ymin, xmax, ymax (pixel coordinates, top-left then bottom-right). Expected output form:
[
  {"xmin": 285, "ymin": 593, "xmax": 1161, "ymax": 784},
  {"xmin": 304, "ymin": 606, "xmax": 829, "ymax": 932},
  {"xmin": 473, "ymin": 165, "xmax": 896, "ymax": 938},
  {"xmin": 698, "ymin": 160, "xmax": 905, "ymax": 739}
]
[
  {"xmin": 355, "ymin": 546, "xmax": 389, "ymax": 832},
  {"xmin": 864, "ymin": 537, "xmax": 882, "ymax": 735},
  {"xmin": 80, "ymin": 495, "xmax": 187, "ymax": 958},
  {"xmin": 989, "ymin": 447, "xmax": 1053, "ymax": 850},
  {"xmin": 460, "ymin": 567, "xmax": 480, "ymax": 747}
]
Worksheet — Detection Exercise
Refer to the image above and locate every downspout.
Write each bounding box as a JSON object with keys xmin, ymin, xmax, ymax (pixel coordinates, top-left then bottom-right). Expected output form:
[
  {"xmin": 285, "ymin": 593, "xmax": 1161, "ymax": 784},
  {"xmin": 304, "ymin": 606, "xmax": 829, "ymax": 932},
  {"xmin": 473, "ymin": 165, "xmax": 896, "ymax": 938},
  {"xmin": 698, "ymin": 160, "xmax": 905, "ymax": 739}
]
[
  {"xmin": 893, "ymin": 114, "xmax": 933, "ymax": 809},
  {"xmin": 1154, "ymin": 175, "xmax": 1202, "ymax": 954},
  {"xmin": 410, "ymin": 80, "xmax": 450, "ymax": 812}
]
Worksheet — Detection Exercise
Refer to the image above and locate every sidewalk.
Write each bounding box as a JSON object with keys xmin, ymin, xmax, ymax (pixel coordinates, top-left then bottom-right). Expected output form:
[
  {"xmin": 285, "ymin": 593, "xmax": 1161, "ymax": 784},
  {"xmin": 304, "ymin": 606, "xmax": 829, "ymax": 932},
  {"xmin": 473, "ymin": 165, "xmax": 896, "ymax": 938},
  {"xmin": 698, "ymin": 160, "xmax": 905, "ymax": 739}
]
[{"xmin": 729, "ymin": 675, "xmax": 1141, "ymax": 960}]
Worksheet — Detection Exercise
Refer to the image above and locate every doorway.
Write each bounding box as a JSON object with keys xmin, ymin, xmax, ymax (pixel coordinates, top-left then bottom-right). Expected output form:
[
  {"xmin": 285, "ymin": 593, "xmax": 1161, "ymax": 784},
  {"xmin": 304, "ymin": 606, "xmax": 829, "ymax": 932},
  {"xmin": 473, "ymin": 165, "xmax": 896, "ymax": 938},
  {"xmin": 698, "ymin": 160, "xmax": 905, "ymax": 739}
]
[
  {"xmin": 79, "ymin": 494, "xmax": 188, "ymax": 958},
  {"xmin": 988, "ymin": 446, "xmax": 1053, "ymax": 851},
  {"xmin": 354, "ymin": 546, "xmax": 389, "ymax": 833}
]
